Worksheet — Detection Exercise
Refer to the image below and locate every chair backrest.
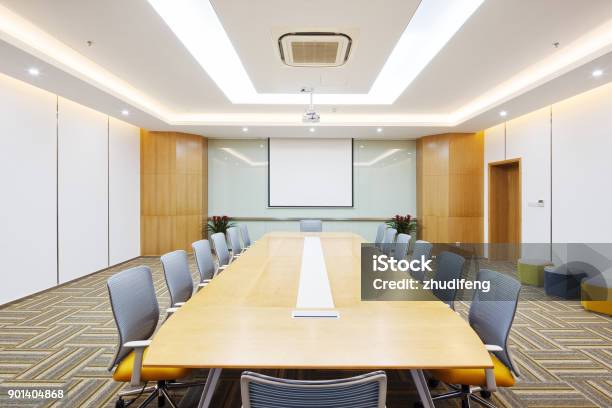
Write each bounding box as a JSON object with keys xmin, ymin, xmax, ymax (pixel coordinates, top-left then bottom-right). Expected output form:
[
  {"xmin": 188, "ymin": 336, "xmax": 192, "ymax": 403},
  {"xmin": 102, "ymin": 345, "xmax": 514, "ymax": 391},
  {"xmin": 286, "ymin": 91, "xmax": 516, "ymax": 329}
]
[
  {"xmin": 107, "ymin": 266, "xmax": 159, "ymax": 369},
  {"xmin": 432, "ymin": 251, "xmax": 465, "ymax": 308},
  {"xmin": 374, "ymin": 223, "xmax": 387, "ymax": 248},
  {"xmin": 227, "ymin": 226, "xmax": 243, "ymax": 255},
  {"xmin": 411, "ymin": 240, "xmax": 433, "ymax": 281},
  {"xmin": 381, "ymin": 227, "xmax": 397, "ymax": 255},
  {"xmin": 192, "ymin": 239, "xmax": 216, "ymax": 281},
  {"xmin": 241, "ymin": 224, "xmax": 252, "ymax": 248},
  {"xmin": 240, "ymin": 370, "xmax": 387, "ymax": 408},
  {"xmin": 300, "ymin": 219, "xmax": 322, "ymax": 232},
  {"xmin": 469, "ymin": 269, "xmax": 521, "ymax": 375},
  {"xmin": 211, "ymin": 232, "xmax": 231, "ymax": 267},
  {"xmin": 160, "ymin": 250, "xmax": 194, "ymax": 306},
  {"xmin": 394, "ymin": 233, "xmax": 411, "ymax": 260}
]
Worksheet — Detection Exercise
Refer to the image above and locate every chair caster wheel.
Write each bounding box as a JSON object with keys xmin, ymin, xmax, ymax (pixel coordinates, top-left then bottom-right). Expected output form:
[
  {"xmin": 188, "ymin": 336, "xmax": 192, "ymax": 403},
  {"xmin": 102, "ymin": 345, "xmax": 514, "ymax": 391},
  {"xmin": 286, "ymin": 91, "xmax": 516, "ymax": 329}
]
[
  {"xmin": 480, "ymin": 390, "xmax": 492, "ymax": 399},
  {"xmin": 115, "ymin": 398, "xmax": 125, "ymax": 408},
  {"xmin": 413, "ymin": 402, "xmax": 423, "ymax": 408},
  {"xmin": 461, "ymin": 399, "xmax": 470, "ymax": 408},
  {"xmin": 158, "ymin": 394, "xmax": 166, "ymax": 407},
  {"xmin": 427, "ymin": 379, "xmax": 440, "ymax": 387}
]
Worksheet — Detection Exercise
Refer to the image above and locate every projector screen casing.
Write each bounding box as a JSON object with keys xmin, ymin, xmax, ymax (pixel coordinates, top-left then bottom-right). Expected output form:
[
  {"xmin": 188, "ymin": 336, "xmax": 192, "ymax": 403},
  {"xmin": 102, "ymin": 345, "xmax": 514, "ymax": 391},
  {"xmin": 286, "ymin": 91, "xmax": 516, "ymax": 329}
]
[{"xmin": 268, "ymin": 138, "xmax": 353, "ymax": 207}]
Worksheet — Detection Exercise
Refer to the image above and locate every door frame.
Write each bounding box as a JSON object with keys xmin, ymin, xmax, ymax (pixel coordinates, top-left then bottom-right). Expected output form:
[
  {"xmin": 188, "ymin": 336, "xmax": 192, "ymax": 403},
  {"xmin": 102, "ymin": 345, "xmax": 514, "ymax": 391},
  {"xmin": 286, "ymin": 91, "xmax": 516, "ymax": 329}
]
[{"xmin": 488, "ymin": 158, "xmax": 522, "ymax": 250}]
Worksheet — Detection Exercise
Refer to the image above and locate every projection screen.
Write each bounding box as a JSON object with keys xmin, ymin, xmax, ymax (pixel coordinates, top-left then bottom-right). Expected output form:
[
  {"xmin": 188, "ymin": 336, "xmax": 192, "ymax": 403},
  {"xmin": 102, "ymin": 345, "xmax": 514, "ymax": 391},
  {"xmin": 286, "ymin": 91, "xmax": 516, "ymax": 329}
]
[{"xmin": 268, "ymin": 138, "xmax": 353, "ymax": 207}]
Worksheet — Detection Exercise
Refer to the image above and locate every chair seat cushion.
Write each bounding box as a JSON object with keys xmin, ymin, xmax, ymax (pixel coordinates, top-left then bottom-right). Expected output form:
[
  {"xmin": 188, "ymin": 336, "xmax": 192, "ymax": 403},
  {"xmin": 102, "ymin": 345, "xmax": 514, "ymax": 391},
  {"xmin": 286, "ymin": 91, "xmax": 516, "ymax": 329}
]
[
  {"xmin": 429, "ymin": 353, "xmax": 515, "ymax": 388},
  {"xmin": 112, "ymin": 347, "xmax": 191, "ymax": 382}
]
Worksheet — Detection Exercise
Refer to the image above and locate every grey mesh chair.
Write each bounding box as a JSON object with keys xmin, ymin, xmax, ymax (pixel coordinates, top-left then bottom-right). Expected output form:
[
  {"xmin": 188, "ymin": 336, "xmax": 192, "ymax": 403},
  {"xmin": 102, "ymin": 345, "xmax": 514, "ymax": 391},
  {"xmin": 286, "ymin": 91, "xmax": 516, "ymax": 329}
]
[
  {"xmin": 192, "ymin": 239, "xmax": 216, "ymax": 288},
  {"xmin": 374, "ymin": 223, "xmax": 387, "ymax": 249},
  {"xmin": 410, "ymin": 240, "xmax": 433, "ymax": 281},
  {"xmin": 241, "ymin": 224, "xmax": 254, "ymax": 248},
  {"xmin": 107, "ymin": 266, "xmax": 191, "ymax": 406},
  {"xmin": 394, "ymin": 233, "xmax": 411, "ymax": 260},
  {"xmin": 432, "ymin": 251, "xmax": 465, "ymax": 309},
  {"xmin": 428, "ymin": 269, "xmax": 522, "ymax": 407},
  {"xmin": 300, "ymin": 219, "xmax": 322, "ymax": 232},
  {"xmin": 240, "ymin": 370, "xmax": 387, "ymax": 408},
  {"xmin": 381, "ymin": 227, "xmax": 397, "ymax": 256},
  {"xmin": 160, "ymin": 250, "xmax": 194, "ymax": 309},
  {"xmin": 227, "ymin": 226, "xmax": 244, "ymax": 259},
  {"xmin": 211, "ymin": 232, "xmax": 231, "ymax": 271}
]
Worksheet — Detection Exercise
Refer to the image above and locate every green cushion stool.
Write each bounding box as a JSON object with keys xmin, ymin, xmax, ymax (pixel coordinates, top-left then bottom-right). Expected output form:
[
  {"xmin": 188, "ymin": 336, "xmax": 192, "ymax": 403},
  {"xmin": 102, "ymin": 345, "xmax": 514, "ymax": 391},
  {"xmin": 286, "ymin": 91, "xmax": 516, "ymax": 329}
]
[{"xmin": 517, "ymin": 258, "xmax": 552, "ymax": 286}]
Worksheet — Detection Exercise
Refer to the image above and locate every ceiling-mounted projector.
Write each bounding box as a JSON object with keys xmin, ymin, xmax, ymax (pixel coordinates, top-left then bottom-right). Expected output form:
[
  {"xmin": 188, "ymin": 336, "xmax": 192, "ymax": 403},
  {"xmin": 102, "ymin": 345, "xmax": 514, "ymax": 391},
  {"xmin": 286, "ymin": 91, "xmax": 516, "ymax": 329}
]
[{"xmin": 301, "ymin": 88, "xmax": 320, "ymax": 123}]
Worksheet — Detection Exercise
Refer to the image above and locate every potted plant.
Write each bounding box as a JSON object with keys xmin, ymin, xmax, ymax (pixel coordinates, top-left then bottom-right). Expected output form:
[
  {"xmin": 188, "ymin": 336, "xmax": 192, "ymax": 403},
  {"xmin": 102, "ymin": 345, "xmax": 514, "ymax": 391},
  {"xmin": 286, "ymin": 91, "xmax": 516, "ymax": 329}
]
[
  {"xmin": 206, "ymin": 215, "xmax": 235, "ymax": 237},
  {"xmin": 387, "ymin": 214, "xmax": 417, "ymax": 235}
]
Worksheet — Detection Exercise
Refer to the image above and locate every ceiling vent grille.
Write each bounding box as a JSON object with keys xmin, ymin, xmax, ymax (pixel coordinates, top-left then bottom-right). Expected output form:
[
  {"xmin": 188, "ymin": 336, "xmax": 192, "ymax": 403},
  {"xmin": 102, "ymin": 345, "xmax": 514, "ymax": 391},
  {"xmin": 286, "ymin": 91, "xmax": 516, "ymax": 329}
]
[{"xmin": 278, "ymin": 32, "xmax": 351, "ymax": 67}]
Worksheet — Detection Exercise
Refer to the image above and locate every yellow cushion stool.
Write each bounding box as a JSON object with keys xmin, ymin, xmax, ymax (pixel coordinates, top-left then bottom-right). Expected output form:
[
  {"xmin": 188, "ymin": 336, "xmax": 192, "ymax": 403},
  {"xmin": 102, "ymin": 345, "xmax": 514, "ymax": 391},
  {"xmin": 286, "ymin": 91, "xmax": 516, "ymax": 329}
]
[{"xmin": 581, "ymin": 271, "xmax": 612, "ymax": 316}]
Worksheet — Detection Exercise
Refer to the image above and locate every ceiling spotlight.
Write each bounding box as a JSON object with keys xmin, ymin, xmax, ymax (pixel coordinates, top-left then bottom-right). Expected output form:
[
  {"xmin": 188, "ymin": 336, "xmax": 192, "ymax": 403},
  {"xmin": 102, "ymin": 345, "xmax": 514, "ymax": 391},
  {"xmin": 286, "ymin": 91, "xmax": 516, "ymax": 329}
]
[
  {"xmin": 28, "ymin": 67, "xmax": 39, "ymax": 76},
  {"xmin": 309, "ymin": 127, "xmax": 316, "ymax": 133},
  {"xmin": 592, "ymin": 69, "xmax": 603, "ymax": 77},
  {"xmin": 499, "ymin": 111, "xmax": 507, "ymax": 117},
  {"xmin": 242, "ymin": 127, "xmax": 248, "ymax": 132},
  {"xmin": 376, "ymin": 128, "xmax": 383, "ymax": 133},
  {"xmin": 121, "ymin": 109, "xmax": 130, "ymax": 116}
]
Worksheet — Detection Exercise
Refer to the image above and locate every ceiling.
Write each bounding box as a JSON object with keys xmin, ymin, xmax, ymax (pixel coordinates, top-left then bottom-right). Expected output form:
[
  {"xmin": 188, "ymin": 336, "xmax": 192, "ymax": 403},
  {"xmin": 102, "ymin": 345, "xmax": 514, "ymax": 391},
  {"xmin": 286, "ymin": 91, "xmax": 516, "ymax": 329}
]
[{"xmin": 1, "ymin": 0, "xmax": 612, "ymax": 138}]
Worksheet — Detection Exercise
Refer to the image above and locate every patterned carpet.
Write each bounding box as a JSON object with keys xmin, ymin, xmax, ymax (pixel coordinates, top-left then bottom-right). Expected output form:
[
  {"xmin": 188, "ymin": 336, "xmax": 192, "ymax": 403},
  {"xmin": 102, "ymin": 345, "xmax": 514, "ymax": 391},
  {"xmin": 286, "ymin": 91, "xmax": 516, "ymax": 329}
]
[{"xmin": 0, "ymin": 256, "xmax": 610, "ymax": 408}]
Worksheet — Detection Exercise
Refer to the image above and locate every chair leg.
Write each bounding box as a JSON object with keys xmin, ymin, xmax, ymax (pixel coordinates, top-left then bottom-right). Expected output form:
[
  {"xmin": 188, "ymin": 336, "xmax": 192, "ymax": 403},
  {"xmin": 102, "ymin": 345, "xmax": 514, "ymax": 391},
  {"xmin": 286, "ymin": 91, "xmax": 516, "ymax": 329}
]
[
  {"xmin": 470, "ymin": 393, "xmax": 498, "ymax": 408},
  {"xmin": 136, "ymin": 388, "xmax": 159, "ymax": 408},
  {"xmin": 431, "ymin": 390, "xmax": 463, "ymax": 401},
  {"xmin": 158, "ymin": 387, "xmax": 178, "ymax": 408}
]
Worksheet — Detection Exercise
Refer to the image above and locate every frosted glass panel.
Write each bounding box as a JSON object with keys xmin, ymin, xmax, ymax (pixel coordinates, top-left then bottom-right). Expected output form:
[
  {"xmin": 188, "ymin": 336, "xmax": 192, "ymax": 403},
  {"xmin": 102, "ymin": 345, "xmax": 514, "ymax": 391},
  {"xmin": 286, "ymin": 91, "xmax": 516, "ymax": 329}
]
[{"xmin": 208, "ymin": 139, "xmax": 416, "ymax": 240}]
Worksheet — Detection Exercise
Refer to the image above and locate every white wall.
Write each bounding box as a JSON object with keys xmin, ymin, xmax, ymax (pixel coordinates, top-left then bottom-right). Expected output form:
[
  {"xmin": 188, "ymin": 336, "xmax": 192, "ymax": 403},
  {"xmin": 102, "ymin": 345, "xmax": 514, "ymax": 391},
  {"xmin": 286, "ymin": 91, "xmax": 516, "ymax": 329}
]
[
  {"xmin": 484, "ymin": 82, "xmax": 612, "ymax": 265},
  {"xmin": 109, "ymin": 117, "xmax": 140, "ymax": 264},
  {"xmin": 0, "ymin": 74, "xmax": 141, "ymax": 304},
  {"xmin": 58, "ymin": 98, "xmax": 109, "ymax": 283},
  {"xmin": 0, "ymin": 74, "xmax": 57, "ymax": 304}
]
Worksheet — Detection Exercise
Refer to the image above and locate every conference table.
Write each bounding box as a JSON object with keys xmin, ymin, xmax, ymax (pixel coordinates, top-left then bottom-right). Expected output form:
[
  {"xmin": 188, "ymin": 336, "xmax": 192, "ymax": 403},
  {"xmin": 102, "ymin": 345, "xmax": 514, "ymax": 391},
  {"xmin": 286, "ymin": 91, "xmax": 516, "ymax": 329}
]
[{"xmin": 143, "ymin": 232, "xmax": 493, "ymax": 407}]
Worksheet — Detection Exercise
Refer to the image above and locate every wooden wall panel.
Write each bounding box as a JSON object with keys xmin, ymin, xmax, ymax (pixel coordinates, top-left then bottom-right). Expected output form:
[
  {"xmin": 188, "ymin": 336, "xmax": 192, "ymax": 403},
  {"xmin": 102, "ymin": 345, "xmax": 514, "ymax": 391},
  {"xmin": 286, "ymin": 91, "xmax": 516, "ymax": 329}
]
[
  {"xmin": 416, "ymin": 132, "xmax": 484, "ymax": 243},
  {"xmin": 140, "ymin": 130, "xmax": 208, "ymax": 255}
]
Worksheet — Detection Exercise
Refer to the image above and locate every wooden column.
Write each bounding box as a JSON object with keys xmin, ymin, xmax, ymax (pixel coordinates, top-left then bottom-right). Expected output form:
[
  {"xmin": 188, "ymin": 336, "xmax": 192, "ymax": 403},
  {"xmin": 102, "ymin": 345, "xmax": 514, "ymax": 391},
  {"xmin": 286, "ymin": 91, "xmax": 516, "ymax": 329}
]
[
  {"xmin": 416, "ymin": 132, "xmax": 483, "ymax": 243},
  {"xmin": 140, "ymin": 130, "xmax": 208, "ymax": 255}
]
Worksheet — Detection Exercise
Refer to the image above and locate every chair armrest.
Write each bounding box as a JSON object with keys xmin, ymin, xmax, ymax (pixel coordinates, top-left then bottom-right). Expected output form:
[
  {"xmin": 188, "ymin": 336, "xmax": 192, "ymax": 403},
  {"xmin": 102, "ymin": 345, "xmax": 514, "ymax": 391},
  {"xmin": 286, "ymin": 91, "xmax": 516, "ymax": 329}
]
[
  {"xmin": 484, "ymin": 368, "xmax": 497, "ymax": 392},
  {"xmin": 485, "ymin": 344, "xmax": 503, "ymax": 352},
  {"xmin": 219, "ymin": 264, "xmax": 229, "ymax": 271},
  {"xmin": 197, "ymin": 282, "xmax": 209, "ymax": 288},
  {"xmin": 174, "ymin": 302, "xmax": 185, "ymax": 307},
  {"xmin": 166, "ymin": 307, "xmax": 179, "ymax": 315},
  {"xmin": 123, "ymin": 340, "xmax": 152, "ymax": 386}
]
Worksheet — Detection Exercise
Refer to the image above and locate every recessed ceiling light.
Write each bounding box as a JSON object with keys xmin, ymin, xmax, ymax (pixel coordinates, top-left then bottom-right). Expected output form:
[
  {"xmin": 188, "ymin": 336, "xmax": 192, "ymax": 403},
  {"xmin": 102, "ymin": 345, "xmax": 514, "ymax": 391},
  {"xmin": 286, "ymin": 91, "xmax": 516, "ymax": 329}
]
[
  {"xmin": 309, "ymin": 127, "xmax": 316, "ymax": 133},
  {"xmin": 121, "ymin": 109, "xmax": 130, "ymax": 116},
  {"xmin": 242, "ymin": 127, "xmax": 248, "ymax": 132},
  {"xmin": 499, "ymin": 111, "xmax": 507, "ymax": 117},
  {"xmin": 592, "ymin": 69, "xmax": 603, "ymax": 77},
  {"xmin": 28, "ymin": 67, "xmax": 39, "ymax": 76},
  {"xmin": 376, "ymin": 128, "xmax": 383, "ymax": 133},
  {"xmin": 360, "ymin": 145, "xmax": 365, "ymax": 149}
]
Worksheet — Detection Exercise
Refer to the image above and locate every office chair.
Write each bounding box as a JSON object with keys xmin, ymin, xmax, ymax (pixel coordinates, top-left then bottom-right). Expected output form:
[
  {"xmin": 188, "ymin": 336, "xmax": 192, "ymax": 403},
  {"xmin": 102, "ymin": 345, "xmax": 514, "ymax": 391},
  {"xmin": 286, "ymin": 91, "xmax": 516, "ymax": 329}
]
[
  {"xmin": 192, "ymin": 239, "xmax": 216, "ymax": 287},
  {"xmin": 240, "ymin": 370, "xmax": 387, "ymax": 408},
  {"xmin": 300, "ymin": 219, "xmax": 322, "ymax": 232},
  {"xmin": 211, "ymin": 232, "xmax": 231, "ymax": 271},
  {"xmin": 432, "ymin": 251, "xmax": 466, "ymax": 309},
  {"xmin": 240, "ymin": 224, "xmax": 254, "ymax": 248},
  {"xmin": 107, "ymin": 266, "xmax": 191, "ymax": 408},
  {"xmin": 374, "ymin": 223, "xmax": 387, "ymax": 249},
  {"xmin": 411, "ymin": 240, "xmax": 433, "ymax": 281},
  {"xmin": 227, "ymin": 226, "xmax": 244, "ymax": 259},
  {"xmin": 381, "ymin": 227, "xmax": 397, "ymax": 256},
  {"xmin": 427, "ymin": 269, "xmax": 521, "ymax": 408},
  {"xmin": 160, "ymin": 250, "xmax": 194, "ymax": 309},
  {"xmin": 394, "ymin": 233, "xmax": 411, "ymax": 260}
]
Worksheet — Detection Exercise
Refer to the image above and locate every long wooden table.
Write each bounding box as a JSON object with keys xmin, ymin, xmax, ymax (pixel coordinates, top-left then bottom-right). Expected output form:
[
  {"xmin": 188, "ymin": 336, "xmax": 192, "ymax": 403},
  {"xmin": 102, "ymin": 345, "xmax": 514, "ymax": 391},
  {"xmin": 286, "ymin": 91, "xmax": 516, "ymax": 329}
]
[{"xmin": 144, "ymin": 232, "xmax": 493, "ymax": 407}]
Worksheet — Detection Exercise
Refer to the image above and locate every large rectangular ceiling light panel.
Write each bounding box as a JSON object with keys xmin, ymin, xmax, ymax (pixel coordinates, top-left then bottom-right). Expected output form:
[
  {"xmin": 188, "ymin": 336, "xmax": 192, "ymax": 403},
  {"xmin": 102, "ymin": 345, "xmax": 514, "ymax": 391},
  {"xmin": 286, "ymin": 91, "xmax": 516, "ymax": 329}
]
[
  {"xmin": 269, "ymin": 138, "xmax": 353, "ymax": 207},
  {"xmin": 147, "ymin": 0, "xmax": 483, "ymax": 105}
]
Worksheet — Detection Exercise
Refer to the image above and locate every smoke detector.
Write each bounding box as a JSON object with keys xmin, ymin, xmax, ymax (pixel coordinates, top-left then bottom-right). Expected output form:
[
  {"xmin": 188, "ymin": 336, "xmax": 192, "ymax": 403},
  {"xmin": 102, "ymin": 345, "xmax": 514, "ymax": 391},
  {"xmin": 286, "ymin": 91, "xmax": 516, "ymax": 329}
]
[{"xmin": 279, "ymin": 32, "xmax": 352, "ymax": 67}]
